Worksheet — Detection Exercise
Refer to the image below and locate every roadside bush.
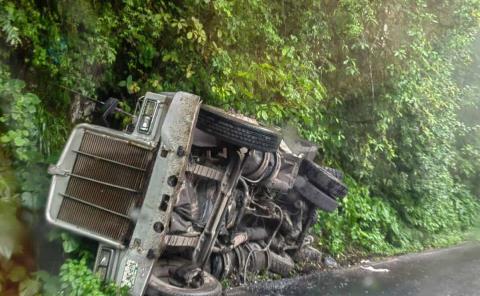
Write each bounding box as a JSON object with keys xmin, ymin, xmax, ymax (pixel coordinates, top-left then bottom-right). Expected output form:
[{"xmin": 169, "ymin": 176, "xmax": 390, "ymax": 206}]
[
  {"xmin": 315, "ymin": 178, "xmax": 404, "ymax": 257},
  {"xmin": 59, "ymin": 256, "xmax": 127, "ymax": 296},
  {"xmin": 316, "ymin": 178, "xmax": 479, "ymax": 258}
]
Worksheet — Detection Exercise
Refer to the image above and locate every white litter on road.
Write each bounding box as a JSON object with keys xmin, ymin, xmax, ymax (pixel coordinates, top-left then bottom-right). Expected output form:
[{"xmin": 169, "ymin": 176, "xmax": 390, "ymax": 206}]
[{"xmin": 360, "ymin": 266, "xmax": 390, "ymax": 273}]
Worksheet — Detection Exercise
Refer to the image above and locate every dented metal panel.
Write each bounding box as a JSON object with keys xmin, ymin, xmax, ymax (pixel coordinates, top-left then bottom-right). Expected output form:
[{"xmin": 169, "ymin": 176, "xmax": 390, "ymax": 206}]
[{"xmin": 115, "ymin": 92, "xmax": 201, "ymax": 295}]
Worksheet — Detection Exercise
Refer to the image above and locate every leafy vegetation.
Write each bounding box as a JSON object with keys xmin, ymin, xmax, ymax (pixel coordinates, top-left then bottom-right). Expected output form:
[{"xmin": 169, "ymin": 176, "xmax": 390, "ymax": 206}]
[
  {"xmin": 0, "ymin": 0, "xmax": 479, "ymax": 293},
  {"xmin": 59, "ymin": 256, "xmax": 128, "ymax": 296}
]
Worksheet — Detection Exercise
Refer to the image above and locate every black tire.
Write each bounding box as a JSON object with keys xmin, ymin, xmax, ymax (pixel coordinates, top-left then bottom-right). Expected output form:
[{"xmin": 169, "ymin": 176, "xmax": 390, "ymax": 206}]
[
  {"xmin": 145, "ymin": 272, "xmax": 222, "ymax": 296},
  {"xmin": 299, "ymin": 160, "xmax": 348, "ymax": 199},
  {"xmin": 196, "ymin": 105, "xmax": 281, "ymax": 152},
  {"xmin": 294, "ymin": 176, "xmax": 338, "ymax": 212},
  {"xmin": 324, "ymin": 167, "xmax": 344, "ymax": 181}
]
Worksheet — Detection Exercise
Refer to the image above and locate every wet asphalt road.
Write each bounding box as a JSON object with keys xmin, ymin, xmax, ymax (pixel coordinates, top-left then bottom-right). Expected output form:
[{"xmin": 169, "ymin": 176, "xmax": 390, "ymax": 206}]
[{"xmin": 227, "ymin": 242, "xmax": 480, "ymax": 296}]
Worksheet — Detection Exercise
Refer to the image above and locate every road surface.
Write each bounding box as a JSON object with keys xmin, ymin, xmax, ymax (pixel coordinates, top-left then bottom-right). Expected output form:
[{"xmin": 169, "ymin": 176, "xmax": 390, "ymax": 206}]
[{"xmin": 227, "ymin": 242, "xmax": 480, "ymax": 296}]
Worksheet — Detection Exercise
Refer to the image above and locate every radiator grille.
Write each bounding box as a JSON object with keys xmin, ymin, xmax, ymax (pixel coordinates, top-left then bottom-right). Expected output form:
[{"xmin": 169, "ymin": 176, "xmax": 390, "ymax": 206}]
[{"xmin": 57, "ymin": 131, "xmax": 154, "ymax": 244}]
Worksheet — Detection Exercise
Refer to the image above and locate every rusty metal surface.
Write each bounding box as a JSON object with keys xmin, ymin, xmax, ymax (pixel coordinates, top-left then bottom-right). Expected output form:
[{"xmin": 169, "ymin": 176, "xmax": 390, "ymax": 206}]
[{"xmin": 115, "ymin": 91, "xmax": 202, "ymax": 295}]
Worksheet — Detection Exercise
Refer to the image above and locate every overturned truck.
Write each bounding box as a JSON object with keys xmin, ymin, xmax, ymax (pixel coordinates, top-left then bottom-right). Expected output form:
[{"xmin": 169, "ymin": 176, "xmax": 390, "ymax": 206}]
[{"xmin": 45, "ymin": 92, "xmax": 347, "ymax": 295}]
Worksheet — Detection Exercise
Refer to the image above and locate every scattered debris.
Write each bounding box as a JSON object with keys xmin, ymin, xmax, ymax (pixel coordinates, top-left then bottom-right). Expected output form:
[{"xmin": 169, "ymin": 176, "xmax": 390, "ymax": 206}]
[
  {"xmin": 323, "ymin": 255, "xmax": 339, "ymax": 268},
  {"xmin": 360, "ymin": 266, "xmax": 390, "ymax": 273}
]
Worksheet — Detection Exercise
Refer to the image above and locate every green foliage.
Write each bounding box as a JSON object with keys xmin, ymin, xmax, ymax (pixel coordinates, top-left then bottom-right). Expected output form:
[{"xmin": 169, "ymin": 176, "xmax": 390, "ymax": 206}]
[
  {"xmin": 0, "ymin": 193, "xmax": 23, "ymax": 261},
  {"xmin": 0, "ymin": 76, "xmax": 42, "ymax": 162},
  {"xmin": 59, "ymin": 256, "xmax": 128, "ymax": 296},
  {"xmin": 0, "ymin": 1, "xmax": 22, "ymax": 47},
  {"xmin": 35, "ymin": 271, "xmax": 61, "ymax": 296},
  {"xmin": 47, "ymin": 230, "xmax": 81, "ymax": 254},
  {"xmin": 0, "ymin": 153, "xmax": 42, "ymax": 296},
  {"xmin": 316, "ymin": 178, "xmax": 479, "ymax": 258},
  {"xmin": 0, "ymin": 66, "xmax": 68, "ymax": 211}
]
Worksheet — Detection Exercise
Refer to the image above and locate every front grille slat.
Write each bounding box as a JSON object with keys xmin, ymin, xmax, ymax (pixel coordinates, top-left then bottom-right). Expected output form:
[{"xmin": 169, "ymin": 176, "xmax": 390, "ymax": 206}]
[
  {"xmin": 65, "ymin": 177, "xmax": 138, "ymax": 214},
  {"xmin": 73, "ymin": 150, "xmax": 146, "ymax": 171},
  {"xmin": 78, "ymin": 132, "xmax": 151, "ymax": 169},
  {"xmin": 57, "ymin": 130, "xmax": 154, "ymax": 243},
  {"xmin": 72, "ymin": 155, "xmax": 145, "ymax": 191},
  {"xmin": 68, "ymin": 173, "xmax": 140, "ymax": 193},
  {"xmin": 60, "ymin": 193, "xmax": 132, "ymax": 220},
  {"xmin": 58, "ymin": 199, "xmax": 132, "ymax": 242}
]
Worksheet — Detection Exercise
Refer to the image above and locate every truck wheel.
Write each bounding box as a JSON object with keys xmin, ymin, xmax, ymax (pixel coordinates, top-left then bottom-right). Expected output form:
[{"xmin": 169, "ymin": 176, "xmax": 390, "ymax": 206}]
[
  {"xmin": 299, "ymin": 160, "xmax": 348, "ymax": 199},
  {"xmin": 323, "ymin": 167, "xmax": 344, "ymax": 181},
  {"xmin": 145, "ymin": 272, "xmax": 222, "ymax": 296},
  {"xmin": 196, "ymin": 105, "xmax": 281, "ymax": 153}
]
